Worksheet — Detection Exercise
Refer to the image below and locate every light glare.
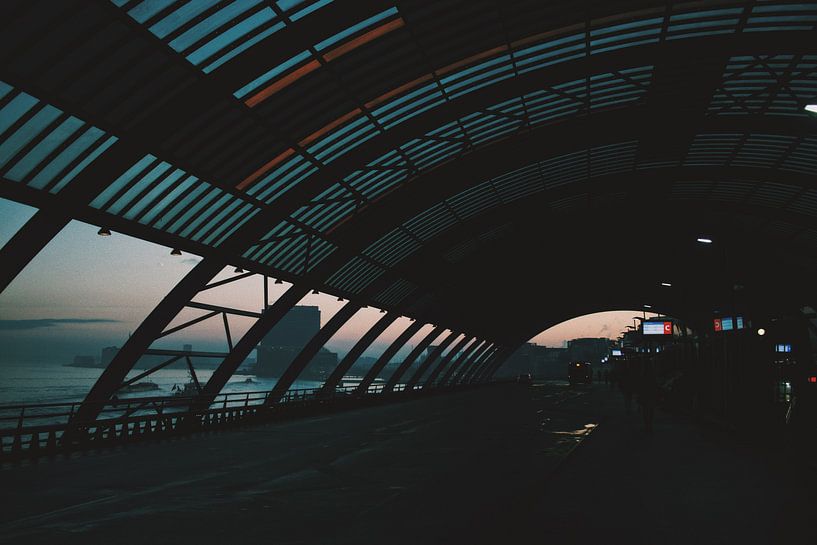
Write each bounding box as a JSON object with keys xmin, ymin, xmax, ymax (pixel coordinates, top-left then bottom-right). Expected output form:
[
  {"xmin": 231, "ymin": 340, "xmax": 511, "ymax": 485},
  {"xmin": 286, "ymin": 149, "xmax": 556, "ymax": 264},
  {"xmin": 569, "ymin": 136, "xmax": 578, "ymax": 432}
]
[
  {"xmin": 697, "ymin": 237, "xmax": 713, "ymax": 244},
  {"xmin": 805, "ymin": 104, "xmax": 817, "ymax": 114}
]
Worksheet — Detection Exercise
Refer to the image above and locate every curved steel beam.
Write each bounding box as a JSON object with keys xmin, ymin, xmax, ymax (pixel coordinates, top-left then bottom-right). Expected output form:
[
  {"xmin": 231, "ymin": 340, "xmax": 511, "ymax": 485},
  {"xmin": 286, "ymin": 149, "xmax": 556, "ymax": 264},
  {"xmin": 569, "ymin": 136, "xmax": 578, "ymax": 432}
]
[
  {"xmin": 467, "ymin": 345, "xmax": 508, "ymax": 384},
  {"xmin": 384, "ymin": 325, "xmax": 445, "ymax": 392},
  {"xmin": 229, "ymin": 29, "xmax": 813, "ymax": 219},
  {"xmin": 455, "ymin": 344, "xmax": 497, "ymax": 385},
  {"xmin": 440, "ymin": 340, "xmax": 487, "ymax": 387},
  {"xmin": 424, "ymin": 335, "xmax": 477, "ymax": 388},
  {"xmin": 476, "ymin": 346, "xmax": 519, "ymax": 383},
  {"xmin": 319, "ymin": 311, "xmax": 399, "ymax": 397},
  {"xmin": 355, "ymin": 319, "xmax": 424, "ymax": 395},
  {"xmin": 266, "ymin": 300, "xmax": 363, "ymax": 405},
  {"xmin": 0, "ymin": 209, "xmax": 70, "ymax": 294},
  {"xmin": 463, "ymin": 348, "xmax": 500, "ymax": 385},
  {"xmin": 193, "ymin": 283, "xmax": 311, "ymax": 409},
  {"xmin": 405, "ymin": 331, "xmax": 462, "ymax": 390},
  {"xmin": 65, "ymin": 258, "xmax": 225, "ymax": 436}
]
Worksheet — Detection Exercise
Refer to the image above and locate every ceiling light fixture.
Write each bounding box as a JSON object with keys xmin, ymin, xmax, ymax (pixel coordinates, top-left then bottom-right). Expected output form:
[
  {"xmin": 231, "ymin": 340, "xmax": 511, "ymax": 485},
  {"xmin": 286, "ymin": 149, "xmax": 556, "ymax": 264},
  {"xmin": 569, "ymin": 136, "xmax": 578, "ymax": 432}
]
[
  {"xmin": 97, "ymin": 227, "xmax": 112, "ymax": 236},
  {"xmin": 643, "ymin": 304, "xmax": 652, "ymax": 309},
  {"xmin": 697, "ymin": 237, "xmax": 713, "ymax": 244},
  {"xmin": 660, "ymin": 282, "xmax": 672, "ymax": 287},
  {"xmin": 805, "ymin": 104, "xmax": 817, "ymax": 114},
  {"xmin": 757, "ymin": 328, "xmax": 766, "ymax": 336}
]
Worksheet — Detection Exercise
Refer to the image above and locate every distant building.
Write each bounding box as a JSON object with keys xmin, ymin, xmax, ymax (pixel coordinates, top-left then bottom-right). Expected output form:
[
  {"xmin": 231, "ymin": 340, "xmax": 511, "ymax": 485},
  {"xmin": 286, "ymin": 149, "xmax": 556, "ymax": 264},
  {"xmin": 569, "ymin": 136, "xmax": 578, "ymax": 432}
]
[
  {"xmin": 255, "ymin": 306, "xmax": 338, "ymax": 380},
  {"xmin": 261, "ymin": 305, "xmax": 320, "ymax": 348},
  {"xmin": 183, "ymin": 344, "xmax": 192, "ymax": 353},
  {"xmin": 497, "ymin": 343, "xmax": 570, "ymax": 378},
  {"xmin": 497, "ymin": 339, "xmax": 613, "ymax": 379}
]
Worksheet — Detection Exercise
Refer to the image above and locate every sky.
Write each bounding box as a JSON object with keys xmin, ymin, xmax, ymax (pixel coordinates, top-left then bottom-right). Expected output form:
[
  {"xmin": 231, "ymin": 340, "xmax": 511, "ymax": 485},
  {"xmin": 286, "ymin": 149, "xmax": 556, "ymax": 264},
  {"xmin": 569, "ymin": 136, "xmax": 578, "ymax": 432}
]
[{"xmin": 1, "ymin": 197, "xmax": 645, "ymax": 364}]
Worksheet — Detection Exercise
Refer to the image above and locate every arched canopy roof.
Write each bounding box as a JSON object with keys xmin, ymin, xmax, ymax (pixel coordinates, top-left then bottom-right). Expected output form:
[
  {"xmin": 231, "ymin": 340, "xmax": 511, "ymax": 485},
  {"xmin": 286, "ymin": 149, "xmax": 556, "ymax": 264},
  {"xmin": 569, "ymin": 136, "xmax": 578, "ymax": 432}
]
[{"xmin": 1, "ymin": 0, "xmax": 817, "ymax": 346}]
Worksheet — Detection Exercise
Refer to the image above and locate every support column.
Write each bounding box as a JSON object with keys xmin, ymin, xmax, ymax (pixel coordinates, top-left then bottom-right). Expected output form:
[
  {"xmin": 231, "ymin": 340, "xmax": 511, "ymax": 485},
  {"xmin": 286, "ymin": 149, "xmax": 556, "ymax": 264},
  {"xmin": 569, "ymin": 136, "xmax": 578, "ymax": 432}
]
[
  {"xmin": 196, "ymin": 284, "xmax": 310, "ymax": 408},
  {"xmin": 384, "ymin": 326, "xmax": 444, "ymax": 392},
  {"xmin": 0, "ymin": 210, "xmax": 70, "ymax": 294},
  {"xmin": 469, "ymin": 348, "xmax": 502, "ymax": 383},
  {"xmin": 65, "ymin": 259, "xmax": 224, "ymax": 436},
  {"xmin": 266, "ymin": 301, "xmax": 363, "ymax": 405},
  {"xmin": 474, "ymin": 345, "xmax": 515, "ymax": 383},
  {"xmin": 404, "ymin": 331, "xmax": 461, "ymax": 390},
  {"xmin": 424, "ymin": 335, "xmax": 476, "ymax": 388},
  {"xmin": 461, "ymin": 345, "xmax": 500, "ymax": 384},
  {"xmin": 452, "ymin": 343, "xmax": 494, "ymax": 385},
  {"xmin": 355, "ymin": 320, "xmax": 424, "ymax": 395},
  {"xmin": 319, "ymin": 311, "xmax": 399, "ymax": 397},
  {"xmin": 438, "ymin": 339, "xmax": 485, "ymax": 387}
]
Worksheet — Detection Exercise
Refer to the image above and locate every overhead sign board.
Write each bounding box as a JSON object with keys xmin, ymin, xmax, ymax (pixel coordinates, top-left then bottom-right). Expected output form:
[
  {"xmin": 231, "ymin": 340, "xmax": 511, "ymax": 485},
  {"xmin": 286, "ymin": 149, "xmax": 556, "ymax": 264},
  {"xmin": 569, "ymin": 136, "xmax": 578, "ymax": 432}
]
[{"xmin": 643, "ymin": 321, "xmax": 672, "ymax": 335}]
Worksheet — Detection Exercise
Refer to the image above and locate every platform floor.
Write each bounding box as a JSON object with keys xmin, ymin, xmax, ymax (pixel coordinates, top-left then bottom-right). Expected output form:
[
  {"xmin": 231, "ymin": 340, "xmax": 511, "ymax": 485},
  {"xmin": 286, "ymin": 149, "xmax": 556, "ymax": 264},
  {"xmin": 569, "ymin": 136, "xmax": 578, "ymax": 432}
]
[{"xmin": 1, "ymin": 383, "xmax": 815, "ymax": 544}]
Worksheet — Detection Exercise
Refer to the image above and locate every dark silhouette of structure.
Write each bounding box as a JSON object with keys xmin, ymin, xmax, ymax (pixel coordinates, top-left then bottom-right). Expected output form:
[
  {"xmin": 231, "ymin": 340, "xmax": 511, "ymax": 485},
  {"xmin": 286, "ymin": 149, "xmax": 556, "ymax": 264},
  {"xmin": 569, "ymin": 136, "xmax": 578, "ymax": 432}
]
[{"xmin": 0, "ymin": 0, "xmax": 815, "ymax": 470}]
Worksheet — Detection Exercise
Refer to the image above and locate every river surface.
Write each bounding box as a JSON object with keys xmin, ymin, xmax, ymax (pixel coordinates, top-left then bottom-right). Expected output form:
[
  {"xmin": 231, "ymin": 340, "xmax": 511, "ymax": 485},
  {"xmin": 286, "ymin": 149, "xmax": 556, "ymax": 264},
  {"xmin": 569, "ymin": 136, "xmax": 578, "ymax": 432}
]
[{"xmin": 0, "ymin": 362, "xmax": 324, "ymax": 406}]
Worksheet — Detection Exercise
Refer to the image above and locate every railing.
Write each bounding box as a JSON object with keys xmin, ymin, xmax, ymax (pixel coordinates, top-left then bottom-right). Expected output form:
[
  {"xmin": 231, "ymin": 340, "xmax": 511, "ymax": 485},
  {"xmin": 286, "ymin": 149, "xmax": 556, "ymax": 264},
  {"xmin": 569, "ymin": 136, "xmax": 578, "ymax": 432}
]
[{"xmin": 0, "ymin": 380, "xmax": 443, "ymax": 459}]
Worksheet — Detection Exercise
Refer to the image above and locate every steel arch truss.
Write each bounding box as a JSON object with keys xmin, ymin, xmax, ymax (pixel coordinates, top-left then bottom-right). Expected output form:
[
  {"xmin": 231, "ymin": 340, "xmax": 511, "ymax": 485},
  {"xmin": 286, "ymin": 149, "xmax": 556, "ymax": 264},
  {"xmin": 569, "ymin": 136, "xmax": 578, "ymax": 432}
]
[{"xmin": 3, "ymin": 0, "xmax": 817, "ymax": 435}]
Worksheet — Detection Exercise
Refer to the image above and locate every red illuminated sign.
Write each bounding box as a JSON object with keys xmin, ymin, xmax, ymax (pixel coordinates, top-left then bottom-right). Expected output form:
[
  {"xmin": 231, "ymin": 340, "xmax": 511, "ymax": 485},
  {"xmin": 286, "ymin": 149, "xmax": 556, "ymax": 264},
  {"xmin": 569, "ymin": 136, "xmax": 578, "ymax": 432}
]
[
  {"xmin": 713, "ymin": 319, "xmax": 722, "ymax": 332},
  {"xmin": 664, "ymin": 322, "xmax": 672, "ymax": 335},
  {"xmin": 808, "ymin": 376, "xmax": 816, "ymax": 384}
]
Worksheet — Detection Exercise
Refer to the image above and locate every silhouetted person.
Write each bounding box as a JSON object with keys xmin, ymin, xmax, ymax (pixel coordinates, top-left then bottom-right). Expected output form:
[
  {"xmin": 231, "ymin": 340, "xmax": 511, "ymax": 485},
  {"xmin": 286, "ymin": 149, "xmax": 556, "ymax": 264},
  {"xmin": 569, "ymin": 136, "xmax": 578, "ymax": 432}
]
[{"xmin": 638, "ymin": 360, "xmax": 659, "ymax": 433}]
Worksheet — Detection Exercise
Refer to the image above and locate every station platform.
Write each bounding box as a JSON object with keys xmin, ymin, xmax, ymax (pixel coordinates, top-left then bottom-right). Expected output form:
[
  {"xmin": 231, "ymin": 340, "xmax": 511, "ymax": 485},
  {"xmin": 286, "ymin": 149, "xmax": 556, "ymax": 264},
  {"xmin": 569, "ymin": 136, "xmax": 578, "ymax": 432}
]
[{"xmin": 1, "ymin": 382, "xmax": 815, "ymax": 544}]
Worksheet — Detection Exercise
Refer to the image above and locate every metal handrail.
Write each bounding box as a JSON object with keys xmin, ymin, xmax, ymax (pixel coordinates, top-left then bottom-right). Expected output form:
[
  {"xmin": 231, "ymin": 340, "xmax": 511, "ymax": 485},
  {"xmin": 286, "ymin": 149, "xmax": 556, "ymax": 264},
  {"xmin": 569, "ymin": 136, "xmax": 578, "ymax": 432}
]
[
  {"xmin": 0, "ymin": 379, "xmax": 494, "ymax": 457},
  {"xmin": 0, "ymin": 383, "xmax": 409, "ymax": 433}
]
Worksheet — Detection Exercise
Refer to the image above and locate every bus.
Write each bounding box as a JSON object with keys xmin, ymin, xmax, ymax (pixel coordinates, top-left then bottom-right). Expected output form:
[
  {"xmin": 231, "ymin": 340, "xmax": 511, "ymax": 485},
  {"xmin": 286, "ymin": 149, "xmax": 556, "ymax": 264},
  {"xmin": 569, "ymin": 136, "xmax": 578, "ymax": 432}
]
[{"xmin": 568, "ymin": 362, "xmax": 592, "ymax": 385}]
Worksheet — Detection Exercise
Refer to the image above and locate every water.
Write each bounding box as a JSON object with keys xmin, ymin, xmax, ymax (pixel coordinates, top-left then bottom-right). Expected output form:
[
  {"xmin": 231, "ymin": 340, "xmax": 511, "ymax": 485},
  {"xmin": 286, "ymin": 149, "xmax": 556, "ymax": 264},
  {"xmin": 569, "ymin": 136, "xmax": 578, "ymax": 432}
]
[{"xmin": 0, "ymin": 362, "xmax": 323, "ymax": 406}]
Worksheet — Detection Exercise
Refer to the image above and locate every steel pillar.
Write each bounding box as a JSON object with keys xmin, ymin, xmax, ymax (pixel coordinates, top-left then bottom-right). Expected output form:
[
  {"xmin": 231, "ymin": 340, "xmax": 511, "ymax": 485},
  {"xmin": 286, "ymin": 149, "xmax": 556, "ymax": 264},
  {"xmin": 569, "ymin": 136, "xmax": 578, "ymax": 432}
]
[
  {"xmin": 469, "ymin": 348, "xmax": 501, "ymax": 384},
  {"xmin": 423, "ymin": 335, "xmax": 476, "ymax": 388},
  {"xmin": 438, "ymin": 339, "xmax": 485, "ymax": 387},
  {"xmin": 266, "ymin": 301, "xmax": 363, "ymax": 405},
  {"xmin": 355, "ymin": 320, "xmax": 424, "ymax": 395},
  {"xmin": 319, "ymin": 311, "xmax": 399, "ymax": 397},
  {"xmin": 452, "ymin": 343, "xmax": 494, "ymax": 385},
  {"xmin": 405, "ymin": 331, "xmax": 462, "ymax": 390},
  {"xmin": 196, "ymin": 284, "xmax": 310, "ymax": 408},
  {"xmin": 475, "ymin": 346, "xmax": 516, "ymax": 383},
  {"xmin": 384, "ymin": 325, "xmax": 444, "ymax": 392},
  {"xmin": 461, "ymin": 345, "xmax": 500, "ymax": 384},
  {"xmin": 64, "ymin": 259, "xmax": 225, "ymax": 438},
  {"xmin": 0, "ymin": 209, "xmax": 70, "ymax": 294}
]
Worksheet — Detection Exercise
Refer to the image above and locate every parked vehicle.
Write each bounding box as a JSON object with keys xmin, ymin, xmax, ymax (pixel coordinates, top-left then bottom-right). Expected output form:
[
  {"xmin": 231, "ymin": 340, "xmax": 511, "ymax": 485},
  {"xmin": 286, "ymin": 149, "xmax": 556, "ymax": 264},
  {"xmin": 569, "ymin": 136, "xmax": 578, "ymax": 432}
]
[
  {"xmin": 516, "ymin": 373, "xmax": 533, "ymax": 384},
  {"xmin": 568, "ymin": 362, "xmax": 592, "ymax": 385}
]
